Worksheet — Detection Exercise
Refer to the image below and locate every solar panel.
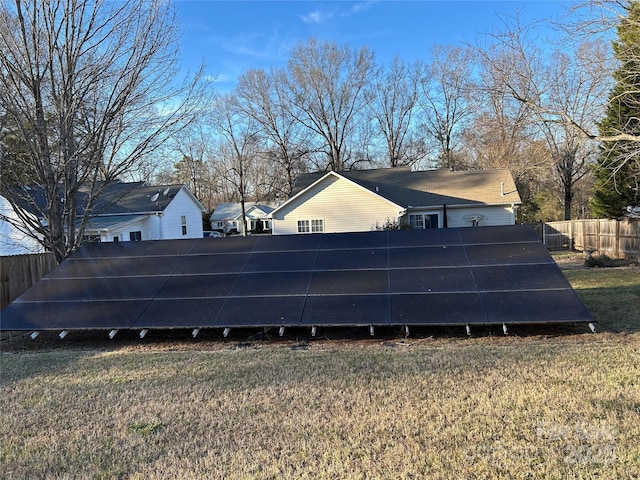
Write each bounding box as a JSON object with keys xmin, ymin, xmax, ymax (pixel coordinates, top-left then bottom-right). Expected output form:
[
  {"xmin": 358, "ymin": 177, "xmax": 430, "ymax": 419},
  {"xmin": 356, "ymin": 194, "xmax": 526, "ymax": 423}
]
[
  {"xmin": 389, "ymin": 268, "xmax": 477, "ymax": 293},
  {"xmin": 217, "ymin": 296, "xmax": 306, "ymax": 327},
  {"xmin": 0, "ymin": 225, "xmax": 593, "ymax": 335},
  {"xmin": 315, "ymin": 248, "xmax": 388, "ymax": 270},
  {"xmin": 134, "ymin": 298, "xmax": 226, "ymax": 328},
  {"xmin": 301, "ymin": 294, "xmax": 390, "ymax": 326},
  {"xmin": 388, "ymin": 245, "xmax": 467, "ymax": 268},
  {"xmin": 391, "ymin": 293, "xmax": 485, "ymax": 325}
]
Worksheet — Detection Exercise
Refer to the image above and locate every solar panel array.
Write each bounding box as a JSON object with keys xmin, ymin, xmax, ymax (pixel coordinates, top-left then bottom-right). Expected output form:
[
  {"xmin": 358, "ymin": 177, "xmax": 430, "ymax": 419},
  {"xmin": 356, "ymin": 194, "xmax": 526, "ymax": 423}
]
[{"xmin": 0, "ymin": 225, "xmax": 592, "ymax": 334}]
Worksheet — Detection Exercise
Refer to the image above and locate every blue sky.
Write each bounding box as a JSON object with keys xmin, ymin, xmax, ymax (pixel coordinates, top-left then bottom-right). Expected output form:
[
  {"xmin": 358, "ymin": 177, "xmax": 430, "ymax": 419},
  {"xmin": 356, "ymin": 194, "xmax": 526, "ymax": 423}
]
[{"xmin": 175, "ymin": 1, "xmax": 573, "ymax": 91}]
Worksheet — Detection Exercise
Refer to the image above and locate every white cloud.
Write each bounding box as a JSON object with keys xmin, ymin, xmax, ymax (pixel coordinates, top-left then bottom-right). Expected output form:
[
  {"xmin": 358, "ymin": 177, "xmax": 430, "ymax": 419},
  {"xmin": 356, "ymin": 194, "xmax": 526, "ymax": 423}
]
[{"xmin": 300, "ymin": 9, "xmax": 335, "ymax": 25}]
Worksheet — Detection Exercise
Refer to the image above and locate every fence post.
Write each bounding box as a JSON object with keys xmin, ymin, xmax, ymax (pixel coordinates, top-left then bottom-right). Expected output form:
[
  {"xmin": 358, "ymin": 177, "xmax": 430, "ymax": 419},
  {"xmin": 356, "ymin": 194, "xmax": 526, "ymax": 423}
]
[{"xmin": 569, "ymin": 220, "xmax": 574, "ymax": 251}]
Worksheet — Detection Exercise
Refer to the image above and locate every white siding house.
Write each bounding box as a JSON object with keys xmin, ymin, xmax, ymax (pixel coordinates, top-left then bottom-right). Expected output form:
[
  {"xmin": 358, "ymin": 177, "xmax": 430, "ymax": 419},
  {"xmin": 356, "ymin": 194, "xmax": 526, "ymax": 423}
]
[
  {"xmin": 1, "ymin": 182, "xmax": 205, "ymax": 253},
  {"xmin": 270, "ymin": 167, "xmax": 521, "ymax": 235},
  {"xmin": 210, "ymin": 202, "xmax": 275, "ymax": 235},
  {"xmin": 271, "ymin": 173, "xmax": 404, "ymax": 235},
  {"xmin": 83, "ymin": 184, "xmax": 205, "ymax": 242}
]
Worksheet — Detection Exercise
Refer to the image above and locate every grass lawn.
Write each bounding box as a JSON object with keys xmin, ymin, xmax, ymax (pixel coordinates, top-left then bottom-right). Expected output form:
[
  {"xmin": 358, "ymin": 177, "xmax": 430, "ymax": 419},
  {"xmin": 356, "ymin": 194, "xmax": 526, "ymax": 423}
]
[{"xmin": 1, "ymin": 262, "xmax": 639, "ymax": 479}]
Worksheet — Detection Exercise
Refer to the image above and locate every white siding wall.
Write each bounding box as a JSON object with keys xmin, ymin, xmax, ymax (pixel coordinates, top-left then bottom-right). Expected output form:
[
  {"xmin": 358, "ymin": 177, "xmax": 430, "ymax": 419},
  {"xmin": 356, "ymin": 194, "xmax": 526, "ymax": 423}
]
[
  {"xmin": 0, "ymin": 196, "xmax": 44, "ymax": 255},
  {"xmin": 98, "ymin": 219, "xmax": 149, "ymax": 242},
  {"xmin": 444, "ymin": 206, "xmax": 516, "ymax": 228},
  {"xmin": 272, "ymin": 176, "xmax": 402, "ymax": 235},
  {"xmin": 160, "ymin": 188, "xmax": 203, "ymax": 239}
]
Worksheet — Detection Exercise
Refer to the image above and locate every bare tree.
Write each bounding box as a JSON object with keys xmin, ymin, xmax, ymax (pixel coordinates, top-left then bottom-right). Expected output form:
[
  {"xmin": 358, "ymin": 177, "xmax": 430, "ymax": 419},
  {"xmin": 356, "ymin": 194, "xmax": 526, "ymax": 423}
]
[
  {"xmin": 283, "ymin": 38, "xmax": 375, "ymax": 172},
  {"xmin": 477, "ymin": 14, "xmax": 614, "ymax": 219},
  {"xmin": 210, "ymin": 93, "xmax": 263, "ymax": 235},
  {"xmin": 366, "ymin": 57, "xmax": 425, "ymax": 168},
  {"xmin": 0, "ymin": 0, "xmax": 205, "ymax": 262},
  {"xmin": 235, "ymin": 68, "xmax": 311, "ymax": 197},
  {"xmin": 417, "ymin": 45, "xmax": 477, "ymax": 170},
  {"xmin": 162, "ymin": 123, "xmax": 218, "ymax": 212},
  {"xmin": 485, "ymin": 3, "xmax": 639, "ymax": 152}
]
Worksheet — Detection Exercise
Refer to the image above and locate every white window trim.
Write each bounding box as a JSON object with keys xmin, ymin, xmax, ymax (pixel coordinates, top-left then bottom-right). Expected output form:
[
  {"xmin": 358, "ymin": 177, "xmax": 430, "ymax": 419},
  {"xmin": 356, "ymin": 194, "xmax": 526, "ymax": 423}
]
[
  {"xmin": 408, "ymin": 212, "xmax": 439, "ymax": 229},
  {"xmin": 297, "ymin": 219, "xmax": 324, "ymax": 234}
]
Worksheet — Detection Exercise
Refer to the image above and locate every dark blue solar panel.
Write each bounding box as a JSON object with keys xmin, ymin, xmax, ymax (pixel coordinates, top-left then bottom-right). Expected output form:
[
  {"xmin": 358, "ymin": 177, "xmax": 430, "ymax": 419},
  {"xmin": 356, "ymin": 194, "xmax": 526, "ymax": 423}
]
[
  {"xmin": 108, "ymin": 255, "xmax": 184, "ymax": 276},
  {"xmin": 459, "ymin": 224, "xmax": 539, "ymax": 244},
  {"xmin": 175, "ymin": 253, "xmax": 250, "ymax": 274},
  {"xmin": 254, "ymin": 234, "xmax": 323, "ymax": 252},
  {"xmin": 82, "ymin": 277, "xmax": 168, "ymax": 300},
  {"xmin": 391, "ymin": 293, "xmax": 485, "ymax": 325},
  {"xmin": 138, "ymin": 239, "xmax": 197, "ymax": 256},
  {"xmin": 388, "ymin": 246, "xmax": 467, "ymax": 268},
  {"xmin": 155, "ymin": 274, "xmax": 238, "ymax": 298},
  {"xmin": 243, "ymin": 251, "xmax": 318, "ymax": 272},
  {"xmin": 196, "ymin": 235, "xmax": 259, "ymax": 254},
  {"xmin": 389, "ymin": 268, "xmax": 477, "ymax": 293},
  {"xmin": 472, "ymin": 264, "xmax": 571, "ymax": 291},
  {"xmin": 481, "ymin": 290, "xmax": 592, "ymax": 324},
  {"xmin": 18, "ymin": 278, "xmax": 102, "ymax": 302},
  {"xmin": 314, "ymin": 248, "xmax": 388, "ymax": 270},
  {"xmin": 388, "ymin": 228, "xmax": 462, "ymax": 247},
  {"xmin": 301, "ymin": 294, "xmax": 390, "ymax": 326},
  {"xmin": 0, "ymin": 225, "xmax": 593, "ymax": 334},
  {"xmin": 230, "ymin": 272, "xmax": 312, "ymax": 296},
  {"xmin": 46, "ymin": 258, "xmax": 122, "ymax": 279},
  {"xmin": 464, "ymin": 243, "xmax": 553, "ymax": 265},
  {"xmin": 319, "ymin": 231, "xmax": 388, "ymax": 250},
  {"xmin": 309, "ymin": 270, "xmax": 388, "ymax": 294},
  {"xmin": 71, "ymin": 240, "xmax": 151, "ymax": 258},
  {"xmin": 134, "ymin": 298, "xmax": 226, "ymax": 328},
  {"xmin": 217, "ymin": 297, "xmax": 306, "ymax": 327},
  {"xmin": 0, "ymin": 301, "xmax": 77, "ymax": 331},
  {"xmin": 57, "ymin": 300, "xmax": 150, "ymax": 329}
]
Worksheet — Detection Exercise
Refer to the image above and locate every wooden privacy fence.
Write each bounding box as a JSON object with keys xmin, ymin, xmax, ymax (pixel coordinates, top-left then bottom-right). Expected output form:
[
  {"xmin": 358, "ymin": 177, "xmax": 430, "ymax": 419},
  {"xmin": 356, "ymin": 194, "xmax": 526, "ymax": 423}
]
[
  {"xmin": 542, "ymin": 218, "xmax": 640, "ymax": 260},
  {"xmin": 1, "ymin": 253, "xmax": 57, "ymax": 309}
]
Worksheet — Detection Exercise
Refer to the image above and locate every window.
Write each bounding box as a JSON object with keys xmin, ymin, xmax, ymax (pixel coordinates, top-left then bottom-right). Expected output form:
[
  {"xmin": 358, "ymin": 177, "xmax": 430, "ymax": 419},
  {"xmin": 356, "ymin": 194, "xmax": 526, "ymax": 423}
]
[
  {"xmin": 311, "ymin": 219, "xmax": 324, "ymax": 233},
  {"xmin": 297, "ymin": 219, "xmax": 323, "ymax": 233},
  {"xmin": 181, "ymin": 215, "xmax": 187, "ymax": 236},
  {"xmin": 408, "ymin": 213, "xmax": 438, "ymax": 229},
  {"xmin": 130, "ymin": 231, "xmax": 142, "ymax": 241},
  {"xmin": 408, "ymin": 214, "xmax": 424, "ymax": 229},
  {"xmin": 297, "ymin": 220, "xmax": 310, "ymax": 233}
]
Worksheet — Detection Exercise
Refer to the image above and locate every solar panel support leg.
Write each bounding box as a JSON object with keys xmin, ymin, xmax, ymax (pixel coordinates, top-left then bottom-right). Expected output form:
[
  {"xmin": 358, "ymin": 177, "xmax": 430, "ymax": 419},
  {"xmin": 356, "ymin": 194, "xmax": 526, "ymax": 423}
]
[
  {"xmin": 279, "ymin": 326, "xmax": 285, "ymax": 337},
  {"xmin": 405, "ymin": 325, "xmax": 410, "ymax": 338},
  {"xmin": 30, "ymin": 331, "xmax": 40, "ymax": 340},
  {"xmin": 465, "ymin": 325, "xmax": 471, "ymax": 336},
  {"xmin": 311, "ymin": 326, "xmax": 317, "ymax": 337},
  {"xmin": 588, "ymin": 322, "xmax": 596, "ymax": 333},
  {"xmin": 192, "ymin": 328, "xmax": 200, "ymax": 338},
  {"xmin": 59, "ymin": 330, "xmax": 68, "ymax": 339},
  {"xmin": 223, "ymin": 327, "xmax": 230, "ymax": 338},
  {"xmin": 369, "ymin": 325, "xmax": 375, "ymax": 336},
  {"xmin": 502, "ymin": 324, "xmax": 508, "ymax": 335},
  {"xmin": 139, "ymin": 329, "xmax": 149, "ymax": 339},
  {"xmin": 109, "ymin": 329, "xmax": 118, "ymax": 339}
]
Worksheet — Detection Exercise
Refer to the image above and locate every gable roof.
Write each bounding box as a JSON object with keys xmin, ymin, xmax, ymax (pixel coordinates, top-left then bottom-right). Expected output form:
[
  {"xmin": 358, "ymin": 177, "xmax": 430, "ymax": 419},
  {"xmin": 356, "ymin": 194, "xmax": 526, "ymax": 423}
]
[
  {"xmin": 210, "ymin": 202, "xmax": 275, "ymax": 222},
  {"xmin": 289, "ymin": 167, "xmax": 521, "ymax": 209},
  {"xmin": 8, "ymin": 181, "xmax": 205, "ymax": 218}
]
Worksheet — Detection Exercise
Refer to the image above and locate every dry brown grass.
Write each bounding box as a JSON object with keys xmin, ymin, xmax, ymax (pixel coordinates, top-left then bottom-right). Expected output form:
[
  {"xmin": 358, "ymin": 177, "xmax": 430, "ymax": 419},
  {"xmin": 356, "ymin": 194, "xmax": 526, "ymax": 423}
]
[
  {"xmin": 1, "ymin": 261, "xmax": 639, "ymax": 479},
  {"xmin": 1, "ymin": 334, "xmax": 640, "ymax": 479}
]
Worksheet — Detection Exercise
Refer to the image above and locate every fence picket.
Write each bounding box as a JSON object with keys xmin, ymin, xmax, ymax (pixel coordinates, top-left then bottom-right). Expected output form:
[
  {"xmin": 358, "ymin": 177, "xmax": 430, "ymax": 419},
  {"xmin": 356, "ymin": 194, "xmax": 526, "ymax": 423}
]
[{"xmin": 1, "ymin": 253, "xmax": 56, "ymax": 309}]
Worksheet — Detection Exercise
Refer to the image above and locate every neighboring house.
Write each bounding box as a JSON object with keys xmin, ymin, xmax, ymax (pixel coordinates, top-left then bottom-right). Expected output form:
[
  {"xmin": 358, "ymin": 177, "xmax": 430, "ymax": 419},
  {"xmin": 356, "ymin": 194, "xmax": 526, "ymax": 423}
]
[
  {"xmin": 0, "ymin": 195, "xmax": 45, "ymax": 255},
  {"xmin": 269, "ymin": 167, "xmax": 521, "ymax": 235},
  {"xmin": 0, "ymin": 181, "xmax": 205, "ymax": 253},
  {"xmin": 210, "ymin": 202, "xmax": 275, "ymax": 235}
]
